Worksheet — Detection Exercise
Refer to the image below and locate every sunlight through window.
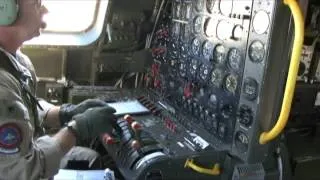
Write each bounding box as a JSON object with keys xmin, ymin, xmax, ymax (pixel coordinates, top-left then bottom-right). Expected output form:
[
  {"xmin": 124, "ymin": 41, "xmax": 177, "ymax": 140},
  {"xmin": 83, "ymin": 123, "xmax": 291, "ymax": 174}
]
[{"xmin": 43, "ymin": 0, "xmax": 98, "ymax": 32}]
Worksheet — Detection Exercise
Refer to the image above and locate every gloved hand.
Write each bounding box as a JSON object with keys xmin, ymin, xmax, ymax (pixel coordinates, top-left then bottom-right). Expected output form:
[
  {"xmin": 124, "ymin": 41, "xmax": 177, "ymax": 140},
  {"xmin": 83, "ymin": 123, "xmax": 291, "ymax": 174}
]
[
  {"xmin": 70, "ymin": 106, "xmax": 117, "ymax": 142},
  {"xmin": 59, "ymin": 99, "xmax": 108, "ymax": 126}
]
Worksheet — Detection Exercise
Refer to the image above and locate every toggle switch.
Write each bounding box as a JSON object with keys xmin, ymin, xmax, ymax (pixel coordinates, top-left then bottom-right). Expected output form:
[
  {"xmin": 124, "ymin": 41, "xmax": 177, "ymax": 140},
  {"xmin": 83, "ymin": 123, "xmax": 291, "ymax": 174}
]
[
  {"xmin": 131, "ymin": 122, "xmax": 142, "ymax": 146},
  {"xmin": 124, "ymin": 114, "xmax": 134, "ymax": 124},
  {"xmin": 131, "ymin": 140, "xmax": 141, "ymax": 150},
  {"xmin": 102, "ymin": 133, "xmax": 119, "ymax": 145}
]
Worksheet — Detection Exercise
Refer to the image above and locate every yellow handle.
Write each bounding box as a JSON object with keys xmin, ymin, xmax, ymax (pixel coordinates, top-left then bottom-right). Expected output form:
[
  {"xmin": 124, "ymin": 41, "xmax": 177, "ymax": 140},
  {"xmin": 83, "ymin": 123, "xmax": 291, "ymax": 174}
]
[
  {"xmin": 184, "ymin": 158, "xmax": 221, "ymax": 176},
  {"xmin": 259, "ymin": 0, "xmax": 304, "ymax": 144}
]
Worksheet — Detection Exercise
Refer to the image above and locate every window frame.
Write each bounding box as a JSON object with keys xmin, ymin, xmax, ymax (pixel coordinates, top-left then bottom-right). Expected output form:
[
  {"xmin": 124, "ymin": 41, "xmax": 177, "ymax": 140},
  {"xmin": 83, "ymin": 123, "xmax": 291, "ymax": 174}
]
[{"xmin": 23, "ymin": 0, "xmax": 109, "ymax": 47}]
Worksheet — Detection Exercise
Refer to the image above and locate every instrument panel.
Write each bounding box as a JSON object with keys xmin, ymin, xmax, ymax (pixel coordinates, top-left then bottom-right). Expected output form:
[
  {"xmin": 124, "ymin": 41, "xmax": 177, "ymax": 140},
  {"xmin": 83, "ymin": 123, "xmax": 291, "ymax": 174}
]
[{"xmin": 151, "ymin": 0, "xmax": 293, "ymax": 163}]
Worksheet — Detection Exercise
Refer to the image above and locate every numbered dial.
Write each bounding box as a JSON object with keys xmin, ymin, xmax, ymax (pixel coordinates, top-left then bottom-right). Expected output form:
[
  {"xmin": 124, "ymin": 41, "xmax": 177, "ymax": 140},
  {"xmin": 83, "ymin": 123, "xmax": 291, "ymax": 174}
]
[
  {"xmin": 195, "ymin": 0, "xmax": 204, "ymax": 12},
  {"xmin": 249, "ymin": 41, "xmax": 265, "ymax": 62},
  {"xmin": 193, "ymin": 16, "xmax": 202, "ymax": 34},
  {"xmin": 191, "ymin": 38, "xmax": 201, "ymax": 56},
  {"xmin": 228, "ymin": 48, "xmax": 242, "ymax": 71},
  {"xmin": 224, "ymin": 74, "xmax": 238, "ymax": 93},
  {"xmin": 202, "ymin": 41, "xmax": 212, "ymax": 58},
  {"xmin": 204, "ymin": 18, "xmax": 216, "ymax": 37},
  {"xmin": 199, "ymin": 64, "xmax": 211, "ymax": 81},
  {"xmin": 238, "ymin": 105, "xmax": 253, "ymax": 127},
  {"xmin": 243, "ymin": 78, "xmax": 259, "ymax": 100},
  {"xmin": 211, "ymin": 68, "xmax": 224, "ymax": 87},
  {"xmin": 235, "ymin": 131, "xmax": 249, "ymax": 153},
  {"xmin": 190, "ymin": 59, "xmax": 199, "ymax": 77},
  {"xmin": 206, "ymin": 0, "xmax": 215, "ymax": 13},
  {"xmin": 213, "ymin": 45, "xmax": 226, "ymax": 64}
]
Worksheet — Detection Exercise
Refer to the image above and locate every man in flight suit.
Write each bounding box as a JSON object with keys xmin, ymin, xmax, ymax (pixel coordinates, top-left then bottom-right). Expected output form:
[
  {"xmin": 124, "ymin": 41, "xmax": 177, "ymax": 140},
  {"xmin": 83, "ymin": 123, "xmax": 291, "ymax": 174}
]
[{"xmin": 0, "ymin": 0, "xmax": 117, "ymax": 179}]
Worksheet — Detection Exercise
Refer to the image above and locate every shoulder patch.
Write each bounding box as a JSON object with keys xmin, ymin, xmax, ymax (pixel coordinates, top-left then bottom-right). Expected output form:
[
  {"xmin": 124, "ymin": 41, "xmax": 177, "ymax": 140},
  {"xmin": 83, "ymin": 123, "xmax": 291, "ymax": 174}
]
[{"xmin": 0, "ymin": 124, "xmax": 21, "ymax": 154}]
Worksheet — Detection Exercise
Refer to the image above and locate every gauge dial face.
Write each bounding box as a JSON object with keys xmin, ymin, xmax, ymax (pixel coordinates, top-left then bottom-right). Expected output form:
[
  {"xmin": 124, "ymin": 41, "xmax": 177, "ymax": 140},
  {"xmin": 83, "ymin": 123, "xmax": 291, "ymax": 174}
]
[
  {"xmin": 190, "ymin": 59, "xmax": 199, "ymax": 77},
  {"xmin": 243, "ymin": 77, "xmax": 258, "ymax": 100},
  {"xmin": 228, "ymin": 48, "xmax": 242, "ymax": 70},
  {"xmin": 202, "ymin": 41, "xmax": 212, "ymax": 58},
  {"xmin": 211, "ymin": 68, "xmax": 223, "ymax": 87},
  {"xmin": 204, "ymin": 18, "xmax": 216, "ymax": 37},
  {"xmin": 249, "ymin": 41, "xmax": 265, "ymax": 62},
  {"xmin": 235, "ymin": 131, "xmax": 249, "ymax": 153},
  {"xmin": 219, "ymin": 0, "xmax": 233, "ymax": 16},
  {"xmin": 206, "ymin": 0, "xmax": 215, "ymax": 13},
  {"xmin": 191, "ymin": 38, "xmax": 201, "ymax": 56},
  {"xmin": 199, "ymin": 64, "xmax": 210, "ymax": 80},
  {"xmin": 253, "ymin": 10, "xmax": 270, "ymax": 34},
  {"xmin": 213, "ymin": 45, "xmax": 226, "ymax": 64},
  {"xmin": 216, "ymin": 20, "xmax": 232, "ymax": 40},
  {"xmin": 195, "ymin": 0, "xmax": 204, "ymax": 12},
  {"xmin": 232, "ymin": 25, "xmax": 243, "ymax": 40},
  {"xmin": 194, "ymin": 16, "xmax": 202, "ymax": 34},
  {"xmin": 224, "ymin": 74, "xmax": 238, "ymax": 93}
]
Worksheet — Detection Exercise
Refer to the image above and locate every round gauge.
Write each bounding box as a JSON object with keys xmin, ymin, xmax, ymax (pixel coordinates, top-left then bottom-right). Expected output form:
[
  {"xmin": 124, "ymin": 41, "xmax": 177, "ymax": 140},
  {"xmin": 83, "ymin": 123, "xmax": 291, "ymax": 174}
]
[
  {"xmin": 191, "ymin": 38, "xmax": 201, "ymax": 56},
  {"xmin": 213, "ymin": 45, "xmax": 226, "ymax": 64},
  {"xmin": 211, "ymin": 68, "xmax": 223, "ymax": 87},
  {"xmin": 235, "ymin": 131, "xmax": 249, "ymax": 153},
  {"xmin": 219, "ymin": 0, "xmax": 233, "ymax": 16},
  {"xmin": 199, "ymin": 64, "xmax": 210, "ymax": 81},
  {"xmin": 206, "ymin": 0, "xmax": 215, "ymax": 13},
  {"xmin": 184, "ymin": 3, "xmax": 192, "ymax": 20},
  {"xmin": 216, "ymin": 20, "xmax": 232, "ymax": 40},
  {"xmin": 243, "ymin": 77, "xmax": 259, "ymax": 100},
  {"xmin": 224, "ymin": 74, "xmax": 238, "ymax": 93},
  {"xmin": 190, "ymin": 59, "xmax": 199, "ymax": 77},
  {"xmin": 232, "ymin": 25, "xmax": 243, "ymax": 40},
  {"xmin": 179, "ymin": 62, "xmax": 187, "ymax": 77},
  {"xmin": 195, "ymin": 0, "xmax": 204, "ymax": 12},
  {"xmin": 171, "ymin": 23, "xmax": 180, "ymax": 38},
  {"xmin": 228, "ymin": 48, "xmax": 242, "ymax": 70},
  {"xmin": 204, "ymin": 18, "xmax": 216, "ymax": 37},
  {"xmin": 193, "ymin": 16, "xmax": 202, "ymax": 34},
  {"xmin": 238, "ymin": 105, "xmax": 253, "ymax": 126},
  {"xmin": 253, "ymin": 10, "xmax": 270, "ymax": 34},
  {"xmin": 202, "ymin": 41, "xmax": 212, "ymax": 58},
  {"xmin": 249, "ymin": 41, "xmax": 265, "ymax": 62},
  {"xmin": 175, "ymin": 3, "xmax": 182, "ymax": 18}
]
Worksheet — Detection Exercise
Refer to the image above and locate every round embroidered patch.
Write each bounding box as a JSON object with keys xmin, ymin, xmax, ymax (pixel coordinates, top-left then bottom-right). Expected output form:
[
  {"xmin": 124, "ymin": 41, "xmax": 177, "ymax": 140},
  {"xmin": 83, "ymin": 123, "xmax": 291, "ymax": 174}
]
[{"xmin": 0, "ymin": 124, "xmax": 21, "ymax": 149}]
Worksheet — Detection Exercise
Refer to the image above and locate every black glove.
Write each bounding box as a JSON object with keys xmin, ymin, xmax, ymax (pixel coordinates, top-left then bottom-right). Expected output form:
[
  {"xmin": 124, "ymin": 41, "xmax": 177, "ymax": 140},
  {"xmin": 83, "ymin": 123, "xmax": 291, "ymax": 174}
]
[
  {"xmin": 70, "ymin": 106, "xmax": 117, "ymax": 142},
  {"xmin": 59, "ymin": 99, "xmax": 108, "ymax": 126}
]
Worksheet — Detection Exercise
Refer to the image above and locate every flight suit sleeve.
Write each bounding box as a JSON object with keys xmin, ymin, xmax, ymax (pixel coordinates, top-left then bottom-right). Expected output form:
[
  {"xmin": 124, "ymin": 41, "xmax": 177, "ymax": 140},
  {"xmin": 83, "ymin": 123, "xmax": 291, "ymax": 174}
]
[{"xmin": 0, "ymin": 69, "xmax": 64, "ymax": 179}]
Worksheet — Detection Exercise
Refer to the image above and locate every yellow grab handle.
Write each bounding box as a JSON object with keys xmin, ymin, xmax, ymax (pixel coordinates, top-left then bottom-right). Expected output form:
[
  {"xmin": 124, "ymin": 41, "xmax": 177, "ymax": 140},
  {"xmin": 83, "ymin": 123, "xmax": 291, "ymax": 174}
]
[
  {"xmin": 259, "ymin": 0, "xmax": 304, "ymax": 144},
  {"xmin": 184, "ymin": 158, "xmax": 221, "ymax": 176}
]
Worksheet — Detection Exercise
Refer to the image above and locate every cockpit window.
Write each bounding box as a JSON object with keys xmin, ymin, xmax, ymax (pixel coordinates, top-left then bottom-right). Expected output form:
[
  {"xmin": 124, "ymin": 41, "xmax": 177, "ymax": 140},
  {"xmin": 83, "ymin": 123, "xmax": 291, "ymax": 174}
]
[
  {"xmin": 43, "ymin": 0, "xmax": 98, "ymax": 33},
  {"xmin": 24, "ymin": 0, "xmax": 108, "ymax": 46}
]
